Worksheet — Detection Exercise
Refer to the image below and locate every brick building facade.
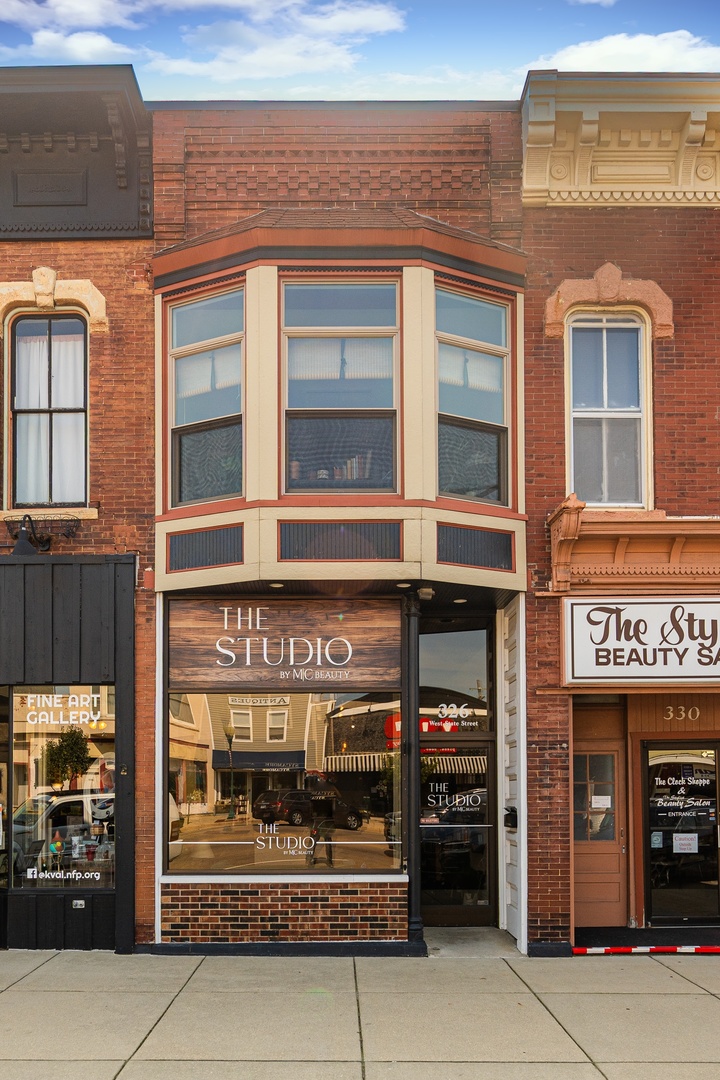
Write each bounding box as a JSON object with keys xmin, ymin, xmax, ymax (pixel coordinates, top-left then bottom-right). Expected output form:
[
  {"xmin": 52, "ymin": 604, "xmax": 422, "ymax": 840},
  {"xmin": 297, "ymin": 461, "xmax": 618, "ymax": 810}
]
[{"xmin": 2, "ymin": 64, "xmax": 720, "ymax": 954}]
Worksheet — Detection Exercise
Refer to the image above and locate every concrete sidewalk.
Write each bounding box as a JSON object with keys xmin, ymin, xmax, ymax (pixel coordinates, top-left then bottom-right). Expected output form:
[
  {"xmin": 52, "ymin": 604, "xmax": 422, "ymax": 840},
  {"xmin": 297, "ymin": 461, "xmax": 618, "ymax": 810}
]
[{"xmin": 2, "ymin": 929, "xmax": 720, "ymax": 1079}]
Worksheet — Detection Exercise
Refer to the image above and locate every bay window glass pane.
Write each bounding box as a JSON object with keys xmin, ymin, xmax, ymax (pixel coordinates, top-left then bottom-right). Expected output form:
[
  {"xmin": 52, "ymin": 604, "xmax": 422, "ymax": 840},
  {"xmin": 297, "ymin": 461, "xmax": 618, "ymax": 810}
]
[
  {"xmin": 177, "ymin": 420, "xmax": 242, "ymax": 503},
  {"xmin": 287, "ymin": 414, "xmax": 394, "ymax": 490},
  {"xmin": 572, "ymin": 328, "xmax": 603, "ymax": 408},
  {"xmin": 52, "ymin": 413, "xmax": 86, "ymax": 503},
  {"xmin": 15, "ymin": 323, "xmax": 49, "ymax": 409},
  {"xmin": 436, "ymin": 289, "xmax": 506, "ymax": 347},
  {"xmin": 285, "ymin": 284, "xmax": 396, "ymax": 327},
  {"xmin": 438, "ymin": 418, "xmax": 504, "ymax": 502},
  {"xmin": 172, "ymin": 290, "xmax": 244, "ymax": 349},
  {"xmin": 16, "ymin": 414, "xmax": 49, "ymax": 504},
  {"xmin": 167, "ymin": 691, "xmax": 402, "ymax": 875},
  {"xmin": 607, "ymin": 328, "xmax": 640, "ymax": 408},
  {"xmin": 175, "ymin": 343, "xmax": 242, "ymax": 426},
  {"xmin": 438, "ymin": 342, "xmax": 504, "ymax": 425},
  {"xmin": 287, "ymin": 338, "xmax": 393, "ymax": 409},
  {"xmin": 51, "ymin": 320, "xmax": 85, "ymax": 408}
]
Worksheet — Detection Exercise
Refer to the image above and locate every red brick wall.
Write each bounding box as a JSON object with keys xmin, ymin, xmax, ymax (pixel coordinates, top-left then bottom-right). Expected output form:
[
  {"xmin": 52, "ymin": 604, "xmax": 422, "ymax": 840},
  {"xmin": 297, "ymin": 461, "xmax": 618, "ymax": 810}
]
[
  {"xmin": 151, "ymin": 104, "xmax": 523, "ymax": 248},
  {"xmin": 523, "ymin": 205, "xmax": 720, "ymax": 941},
  {"xmin": 160, "ymin": 881, "xmax": 409, "ymax": 943},
  {"xmin": 0, "ymin": 239, "xmax": 156, "ymax": 942}
]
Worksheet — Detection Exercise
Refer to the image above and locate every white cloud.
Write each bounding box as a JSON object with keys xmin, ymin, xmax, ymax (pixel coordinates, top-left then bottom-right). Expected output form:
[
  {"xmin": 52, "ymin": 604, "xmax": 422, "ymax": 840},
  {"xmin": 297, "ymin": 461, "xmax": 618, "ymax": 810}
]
[
  {"xmin": 0, "ymin": 28, "xmax": 135, "ymax": 62},
  {"xmin": 0, "ymin": 0, "xmax": 146, "ymax": 32},
  {"xmin": 525, "ymin": 30, "xmax": 720, "ymax": 72},
  {"xmin": 567, "ymin": 0, "xmax": 618, "ymax": 8},
  {"xmin": 145, "ymin": 1, "xmax": 404, "ymax": 82}
]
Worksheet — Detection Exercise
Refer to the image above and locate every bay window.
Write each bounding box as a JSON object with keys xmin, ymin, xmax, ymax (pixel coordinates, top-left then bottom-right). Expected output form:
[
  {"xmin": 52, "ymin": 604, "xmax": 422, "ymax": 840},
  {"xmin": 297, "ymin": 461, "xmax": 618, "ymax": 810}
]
[
  {"xmin": 569, "ymin": 313, "xmax": 645, "ymax": 505},
  {"xmin": 12, "ymin": 315, "xmax": 87, "ymax": 506},
  {"xmin": 436, "ymin": 288, "xmax": 509, "ymax": 504},
  {"xmin": 170, "ymin": 288, "xmax": 244, "ymax": 505},
  {"xmin": 284, "ymin": 282, "xmax": 397, "ymax": 492}
]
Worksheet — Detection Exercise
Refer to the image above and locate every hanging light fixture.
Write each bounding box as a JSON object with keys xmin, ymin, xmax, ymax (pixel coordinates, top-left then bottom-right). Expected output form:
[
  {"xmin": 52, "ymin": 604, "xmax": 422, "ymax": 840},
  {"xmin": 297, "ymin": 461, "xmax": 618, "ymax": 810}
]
[{"xmin": 12, "ymin": 515, "xmax": 49, "ymax": 555}]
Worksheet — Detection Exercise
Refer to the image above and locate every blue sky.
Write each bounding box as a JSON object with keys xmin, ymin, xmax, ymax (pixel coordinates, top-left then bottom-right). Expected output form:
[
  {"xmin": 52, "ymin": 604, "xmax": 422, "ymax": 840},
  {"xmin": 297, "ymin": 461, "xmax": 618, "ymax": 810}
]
[{"xmin": 1, "ymin": 1, "xmax": 720, "ymax": 100}]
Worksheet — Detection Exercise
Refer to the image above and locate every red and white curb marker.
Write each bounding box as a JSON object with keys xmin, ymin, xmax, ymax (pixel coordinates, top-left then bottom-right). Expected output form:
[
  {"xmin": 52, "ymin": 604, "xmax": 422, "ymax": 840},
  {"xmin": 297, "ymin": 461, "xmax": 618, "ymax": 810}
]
[{"xmin": 574, "ymin": 945, "xmax": 720, "ymax": 955}]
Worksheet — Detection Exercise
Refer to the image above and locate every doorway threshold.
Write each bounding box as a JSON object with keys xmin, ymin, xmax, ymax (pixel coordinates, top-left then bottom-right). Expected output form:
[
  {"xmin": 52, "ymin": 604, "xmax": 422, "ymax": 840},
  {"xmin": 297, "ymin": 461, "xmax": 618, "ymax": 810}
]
[
  {"xmin": 574, "ymin": 926, "xmax": 720, "ymax": 954},
  {"xmin": 424, "ymin": 927, "xmax": 519, "ymax": 958}
]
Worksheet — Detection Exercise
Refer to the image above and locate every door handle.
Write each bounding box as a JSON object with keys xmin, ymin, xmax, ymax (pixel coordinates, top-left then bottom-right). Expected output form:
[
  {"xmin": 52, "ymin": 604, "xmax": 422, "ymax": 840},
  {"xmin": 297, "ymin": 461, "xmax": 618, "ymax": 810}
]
[{"xmin": 622, "ymin": 845, "xmax": 626, "ymax": 855}]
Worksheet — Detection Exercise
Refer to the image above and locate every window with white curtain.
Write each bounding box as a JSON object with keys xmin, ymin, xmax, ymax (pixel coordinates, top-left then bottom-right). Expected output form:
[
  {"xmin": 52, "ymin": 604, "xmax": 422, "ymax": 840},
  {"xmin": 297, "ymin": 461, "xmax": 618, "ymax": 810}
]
[
  {"xmin": 569, "ymin": 313, "xmax": 646, "ymax": 505},
  {"xmin": 170, "ymin": 288, "xmax": 244, "ymax": 505},
  {"xmin": 12, "ymin": 315, "xmax": 87, "ymax": 506},
  {"xmin": 284, "ymin": 282, "xmax": 397, "ymax": 492},
  {"xmin": 436, "ymin": 287, "xmax": 509, "ymax": 505}
]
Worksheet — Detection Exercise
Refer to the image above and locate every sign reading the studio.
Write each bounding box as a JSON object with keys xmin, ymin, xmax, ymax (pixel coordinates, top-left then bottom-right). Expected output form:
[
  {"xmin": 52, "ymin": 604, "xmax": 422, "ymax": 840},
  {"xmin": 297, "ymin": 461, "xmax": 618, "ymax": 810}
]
[
  {"xmin": 168, "ymin": 599, "xmax": 401, "ymax": 690},
  {"xmin": 566, "ymin": 598, "xmax": 720, "ymax": 683}
]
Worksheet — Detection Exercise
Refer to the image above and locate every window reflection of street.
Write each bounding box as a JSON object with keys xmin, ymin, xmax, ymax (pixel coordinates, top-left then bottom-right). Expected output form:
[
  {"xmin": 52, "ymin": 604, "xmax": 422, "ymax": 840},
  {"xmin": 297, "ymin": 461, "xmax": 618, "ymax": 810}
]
[{"xmin": 169, "ymin": 810, "xmax": 397, "ymax": 873}]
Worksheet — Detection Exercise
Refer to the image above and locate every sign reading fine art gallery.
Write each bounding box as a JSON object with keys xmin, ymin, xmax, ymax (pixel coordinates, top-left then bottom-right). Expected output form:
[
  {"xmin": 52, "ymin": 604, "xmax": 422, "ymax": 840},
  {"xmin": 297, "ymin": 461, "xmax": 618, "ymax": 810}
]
[
  {"xmin": 168, "ymin": 598, "xmax": 402, "ymax": 690},
  {"xmin": 565, "ymin": 598, "xmax": 720, "ymax": 684}
]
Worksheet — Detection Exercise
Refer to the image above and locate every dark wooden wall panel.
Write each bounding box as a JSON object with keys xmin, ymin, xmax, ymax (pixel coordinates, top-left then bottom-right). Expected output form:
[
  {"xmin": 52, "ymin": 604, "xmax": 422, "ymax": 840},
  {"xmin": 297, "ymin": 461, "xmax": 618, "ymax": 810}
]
[
  {"xmin": 23, "ymin": 563, "xmax": 53, "ymax": 683},
  {"xmin": 0, "ymin": 564, "xmax": 24, "ymax": 682},
  {"xmin": 52, "ymin": 563, "xmax": 82, "ymax": 683}
]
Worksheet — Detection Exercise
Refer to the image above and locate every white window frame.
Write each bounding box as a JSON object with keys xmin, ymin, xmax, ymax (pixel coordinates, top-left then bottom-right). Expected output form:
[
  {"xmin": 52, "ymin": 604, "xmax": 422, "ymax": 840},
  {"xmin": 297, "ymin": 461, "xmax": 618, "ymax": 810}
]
[
  {"xmin": 230, "ymin": 708, "xmax": 252, "ymax": 742},
  {"xmin": 282, "ymin": 279, "xmax": 399, "ymax": 495},
  {"xmin": 566, "ymin": 309, "xmax": 652, "ymax": 509},
  {"xmin": 435, "ymin": 285, "xmax": 511, "ymax": 506},
  {"xmin": 168, "ymin": 286, "xmax": 245, "ymax": 508},
  {"xmin": 9, "ymin": 310, "xmax": 89, "ymax": 509},
  {"xmin": 266, "ymin": 708, "xmax": 288, "ymax": 742}
]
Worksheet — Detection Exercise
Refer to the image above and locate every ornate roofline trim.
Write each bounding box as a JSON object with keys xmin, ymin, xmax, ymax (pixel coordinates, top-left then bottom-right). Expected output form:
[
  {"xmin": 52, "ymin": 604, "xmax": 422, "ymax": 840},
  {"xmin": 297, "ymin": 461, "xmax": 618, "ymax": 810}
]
[{"xmin": 544, "ymin": 262, "xmax": 673, "ymax": 340}]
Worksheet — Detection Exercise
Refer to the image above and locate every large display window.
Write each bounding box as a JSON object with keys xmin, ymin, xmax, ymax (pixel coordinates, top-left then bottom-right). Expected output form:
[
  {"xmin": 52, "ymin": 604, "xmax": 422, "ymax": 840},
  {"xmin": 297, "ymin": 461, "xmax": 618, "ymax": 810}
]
[
  {"xmin": 6, "ymin": 685, "xmax": 115, "ymax": 890},
  {"xmin": 166, "ymin": 690, "xmax": 401, "ymax": 873},
  {"xmin": 165, "ymin": 597, "xmax": 403, "ymax": 876}
]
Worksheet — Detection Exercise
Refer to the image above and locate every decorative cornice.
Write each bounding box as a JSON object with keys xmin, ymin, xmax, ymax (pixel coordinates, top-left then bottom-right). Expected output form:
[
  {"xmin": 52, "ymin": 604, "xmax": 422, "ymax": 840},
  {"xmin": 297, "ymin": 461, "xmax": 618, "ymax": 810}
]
[
  {"xmin": 547, "ymin": 496, "xmax": 720, "ymax": 594},
  {"xmin": 545, "ymin": 262, "xmax": 673, "ymax": 339},
  {"xmin": 522, "ymin": 70, "xmax": 720, "ymax": 207}
]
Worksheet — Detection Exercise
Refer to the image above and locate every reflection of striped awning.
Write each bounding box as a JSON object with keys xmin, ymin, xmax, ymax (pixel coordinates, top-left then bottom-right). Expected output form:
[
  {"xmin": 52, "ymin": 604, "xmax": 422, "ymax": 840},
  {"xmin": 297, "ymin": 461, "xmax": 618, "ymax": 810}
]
[{"xmin": 323, "ymin": 754, "xmax": 487, "ymax": 774}]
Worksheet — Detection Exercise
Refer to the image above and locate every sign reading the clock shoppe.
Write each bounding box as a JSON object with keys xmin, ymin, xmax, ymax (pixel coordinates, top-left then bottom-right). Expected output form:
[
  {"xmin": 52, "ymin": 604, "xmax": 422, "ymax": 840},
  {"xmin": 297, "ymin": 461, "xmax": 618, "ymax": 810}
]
[
  {"xmin": 565, "ymin": 597, "xmax": 720, "ymax": 684},
  {"xmin": 168, "ymin": 599, "xmax": 402, "ymax": 690}
]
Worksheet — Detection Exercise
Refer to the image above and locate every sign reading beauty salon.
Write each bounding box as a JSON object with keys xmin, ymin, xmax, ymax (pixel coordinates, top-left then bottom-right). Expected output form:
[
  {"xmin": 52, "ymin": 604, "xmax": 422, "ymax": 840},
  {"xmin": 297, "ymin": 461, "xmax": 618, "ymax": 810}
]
[
  {"xmin": 565, "ymin": 597, "xmax": 720, "ymax": 684},
  {"xmin": 168, "ymin": 598, "xmax": 401, "ymax": 690}
]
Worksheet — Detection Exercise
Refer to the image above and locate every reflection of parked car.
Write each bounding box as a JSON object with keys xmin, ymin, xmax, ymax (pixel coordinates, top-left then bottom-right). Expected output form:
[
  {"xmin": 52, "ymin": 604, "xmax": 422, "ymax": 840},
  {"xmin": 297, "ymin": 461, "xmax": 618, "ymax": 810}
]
[
  {"xmin": 252, "ymin": 788, "xmax": 365, "ymax": 830},
  {"xmin": 13, "ymin": 791, "xmax": 115, "ymax": 854}
]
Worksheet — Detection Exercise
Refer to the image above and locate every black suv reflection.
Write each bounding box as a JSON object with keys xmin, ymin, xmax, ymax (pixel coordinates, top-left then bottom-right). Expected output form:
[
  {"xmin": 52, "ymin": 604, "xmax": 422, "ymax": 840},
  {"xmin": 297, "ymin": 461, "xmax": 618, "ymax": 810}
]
[{"xmin": 252, "ymin": 788, "xmax": 365, "ymax": 830}]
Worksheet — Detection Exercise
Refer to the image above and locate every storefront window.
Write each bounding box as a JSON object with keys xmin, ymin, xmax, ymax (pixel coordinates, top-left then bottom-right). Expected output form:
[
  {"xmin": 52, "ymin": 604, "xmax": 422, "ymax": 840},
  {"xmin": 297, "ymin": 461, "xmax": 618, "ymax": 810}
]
[
  {"xmin": 166, "ymin": 690, "xmax": 402, "ymax": 874},
  {"xmin": 10, "ymin": 685, "xmax": 115, "ymax": 889}
]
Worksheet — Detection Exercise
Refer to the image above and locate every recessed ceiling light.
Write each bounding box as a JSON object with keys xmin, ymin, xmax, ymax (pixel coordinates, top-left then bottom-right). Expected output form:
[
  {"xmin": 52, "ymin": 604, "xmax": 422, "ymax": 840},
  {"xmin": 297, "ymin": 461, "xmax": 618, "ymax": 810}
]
[
  {"xmin": 269, "ymin": 582, "xmax": 284, "ymax": 588},
  {"xmin": 453, "ymin": 598, "xmax": 468, "ymax": 604},
  {"xmin": 396, "ymin": 582, "xmax": 412, "ymax": 588}
]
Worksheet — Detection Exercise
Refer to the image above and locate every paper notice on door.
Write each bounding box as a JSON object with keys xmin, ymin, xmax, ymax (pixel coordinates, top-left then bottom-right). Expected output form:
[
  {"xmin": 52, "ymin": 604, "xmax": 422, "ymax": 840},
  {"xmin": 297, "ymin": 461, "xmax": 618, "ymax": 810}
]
[
  {"xmin": 673, "ymin": 833, "xmax": 698, "ymax": 854},
  {"xmin": 591, "ymin": 795, "xmax": 612, "ymax": 809}
]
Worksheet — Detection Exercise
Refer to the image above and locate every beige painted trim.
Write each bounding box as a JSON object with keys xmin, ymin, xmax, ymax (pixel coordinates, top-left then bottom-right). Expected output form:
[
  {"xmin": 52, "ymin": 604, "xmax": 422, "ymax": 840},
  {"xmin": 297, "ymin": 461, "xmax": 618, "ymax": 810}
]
[
  {"xmin": 248, "ymin": 265, "xmax": 278, "ymax": 502},
  {"xmin": 0, "ymin": 268, "xmax": 108, "ymax": 338},
  {"xmin": 515, "ymin": 292, "xmax": 525, "ymax": 517},
  {"xmin": 402, "ymin": 266, "xmax": 434, "ymax": 501},
  {"xmin": 522, "ymin": 70, "xmax": 720, "ymax": 207},
  {"xmin": 155, "ymin": 293, "xmax": 164, "ymax": 519}
]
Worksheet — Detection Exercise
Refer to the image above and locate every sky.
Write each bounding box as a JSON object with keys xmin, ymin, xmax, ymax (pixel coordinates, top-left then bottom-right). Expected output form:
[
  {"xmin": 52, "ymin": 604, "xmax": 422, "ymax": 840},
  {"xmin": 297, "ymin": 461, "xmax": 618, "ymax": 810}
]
[{"xmin": 1, "ymin": 0, "xmax": 720, "ymax": 101}]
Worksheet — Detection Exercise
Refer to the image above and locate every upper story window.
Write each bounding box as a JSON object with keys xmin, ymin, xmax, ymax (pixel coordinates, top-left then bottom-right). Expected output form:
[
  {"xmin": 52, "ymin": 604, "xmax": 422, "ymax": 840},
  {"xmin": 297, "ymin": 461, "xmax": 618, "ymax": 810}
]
[
  {"xmin": 231, "ymin": 708, "xmax": 252, "ymax": 742},
  {"xmin": 12, "ymin": 315, "xmax": 87, "ymax": 507},
  {"xmin": 436, "ymin": 288, "xmax": 509, "ymax": 504},
  {"xmin": 284, "ymin": 282, "xmax": 397, "ymax": 492},
  {"xmin": 170, "ymin": 288, "xmax": 244, "ymax": 505},
  {"xmin": 569, "ymin": 313, "xmax": 646, "ymax": 506}
]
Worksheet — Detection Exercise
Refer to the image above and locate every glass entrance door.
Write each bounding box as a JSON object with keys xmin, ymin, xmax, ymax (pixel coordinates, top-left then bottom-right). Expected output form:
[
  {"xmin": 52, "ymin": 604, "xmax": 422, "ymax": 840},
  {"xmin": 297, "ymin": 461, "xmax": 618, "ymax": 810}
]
[
  {"xmin": 420, "ymin": 747, "xmax": 495, "ymax": 925},
  {"xmin": 646, "ymin": 745, "xmax": 719, "ymax": 923}
]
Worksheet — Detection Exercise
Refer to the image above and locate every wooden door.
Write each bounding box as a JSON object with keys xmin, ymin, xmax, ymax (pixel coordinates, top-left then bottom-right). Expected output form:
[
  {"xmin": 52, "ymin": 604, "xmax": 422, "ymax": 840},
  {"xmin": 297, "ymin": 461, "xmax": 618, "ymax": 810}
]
[{"xmin": 573, "ymin": 743, "xmax": 628, "ymax": 926}]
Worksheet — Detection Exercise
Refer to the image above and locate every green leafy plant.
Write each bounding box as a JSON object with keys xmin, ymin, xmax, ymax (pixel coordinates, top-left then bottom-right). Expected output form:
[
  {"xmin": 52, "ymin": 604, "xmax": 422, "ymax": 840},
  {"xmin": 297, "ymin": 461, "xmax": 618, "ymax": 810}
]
[{"xmin": 41, "ymin": 727, "xmax": 92, "ymax": 787}]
